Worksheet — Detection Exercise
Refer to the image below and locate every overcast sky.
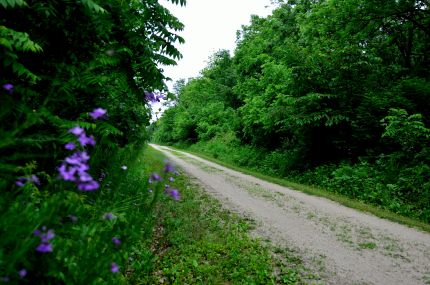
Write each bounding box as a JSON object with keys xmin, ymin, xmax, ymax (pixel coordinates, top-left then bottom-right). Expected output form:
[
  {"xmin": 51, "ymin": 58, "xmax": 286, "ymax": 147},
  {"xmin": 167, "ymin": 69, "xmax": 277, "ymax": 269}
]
[{"xmin": 159, "ymin": 0, "xmax": 274, "ymax": 91}]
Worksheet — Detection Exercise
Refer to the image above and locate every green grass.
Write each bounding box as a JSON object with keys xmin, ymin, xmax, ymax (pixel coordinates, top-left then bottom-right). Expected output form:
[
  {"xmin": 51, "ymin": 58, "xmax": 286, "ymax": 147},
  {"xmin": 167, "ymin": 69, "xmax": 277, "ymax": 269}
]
[
  {"xmin": 358, "ymin": 242, "xmax": 377, "ymax": 250},
  {"xmin": 140, "ymin": 146, "xmax": 316, "ymax": 284},
  {"xmin": 165, "ymin": 146, "xmax": 430, "ymax": 233}
]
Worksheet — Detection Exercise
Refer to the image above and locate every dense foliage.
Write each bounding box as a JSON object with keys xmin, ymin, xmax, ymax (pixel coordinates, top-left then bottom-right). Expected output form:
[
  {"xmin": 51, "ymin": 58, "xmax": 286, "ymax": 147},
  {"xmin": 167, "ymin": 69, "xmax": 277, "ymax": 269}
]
[
  {"xmin": 153, "ymin": 0, "xmax": 430, "ymax": 222},
  {"xmin": 1, "ymin": 0, "xmax": 185, "ymax": 283}
]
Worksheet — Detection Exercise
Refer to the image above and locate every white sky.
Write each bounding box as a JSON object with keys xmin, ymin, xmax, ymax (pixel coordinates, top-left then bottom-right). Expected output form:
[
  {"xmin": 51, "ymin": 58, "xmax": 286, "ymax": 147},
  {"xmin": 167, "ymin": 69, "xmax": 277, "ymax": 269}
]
[
  {"xmin": 159, "ymin": 0, "xmax": 274, "ymax": 90},
  {"xmin": 151, "ymin": 0, "xmax": 274, "ymax": 120}
]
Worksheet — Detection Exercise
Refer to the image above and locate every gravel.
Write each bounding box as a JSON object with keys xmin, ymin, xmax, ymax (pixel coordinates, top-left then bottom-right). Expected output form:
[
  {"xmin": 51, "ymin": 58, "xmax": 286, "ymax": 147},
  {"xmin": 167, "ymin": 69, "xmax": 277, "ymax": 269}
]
[{"xmin": 150, "ymin": 144, "xmax": 430, "ymax": 285}]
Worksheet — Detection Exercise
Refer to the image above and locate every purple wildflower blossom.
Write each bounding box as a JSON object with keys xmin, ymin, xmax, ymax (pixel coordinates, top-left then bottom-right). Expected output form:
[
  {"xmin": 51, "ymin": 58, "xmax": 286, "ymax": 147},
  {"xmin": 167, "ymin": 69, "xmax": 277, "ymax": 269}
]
[
  {"xmin": 104, "ymin": 212, "xmax": 116, "ymax": 220},
  {"xmin": 157, "ymin": 94, "xmax": 166, "ymax": 101},
  {"xmin": 77, "ymin": 180, "xmax": 100, "ymax": 191},
  {"xmin": 36, "ymin": 243, "xmax": 53, "ymax": 253},
  {"xmin": 59, "ymin": 151, "xmax": 99, "ymax": 191},
  {"xmin": 18, "ymin": 269, "xmax": 27, "ymax": 278},
  {"xmin": 148, "ymin": 178, "xmax": 153, "ymax": 184},
  {"xmin": 15, "ymin": 177, "xmax": 26, "ymax": 187},
  {"xmin": 110, "ymin": 262, "xmax": 119, "ymax": 273},
  {"xmin": 150, "ymin": 172, "xmax": 162, "ymax": 182},
  {"xmin": 169, "ymin": 189, "xmax": 181, "ymax": 201},
  {"xmin": 16, "ymin": 175, "xmax": 40, "ymax": 186},
  {"xmin": 58, "ymin": 164, "xmax": 76, "ymax": 181},
  {"xmin": 35, "ymin": 228, "xmax": 54, "ymax": 253},
  {"xmin": 169, "ymin": 177, "xmax": 174, "ymax": 182},
  {"xmin": 69, "ymin": 126, "xmax": 84, "ymax": 136},
  {"xmin": 164, "ymin": 162, "xmax": 174, "ymax": 173},
  {"xmin": 40, "ymin": 229, "xmax": 55, "ymax": 243},
  {"xmin": 29, "ymin": 175, "xmax": 40, "ymax": 185},
  {"xmin": 78, "ymin": 134, "xmax": 95, "ymax": 147},
  {"xmin": 3, "ymin": 83, "xmax": 13, "ymax": 91},
  {"xmin": 144, "ymin": 91, "xmax": 157, "ymax": 103},
  {"xmin": 89, "ymin": 108, "xmax": 107, "ymax": 119},
  {"xmin": 112, "ymin": 237, "xmax": 121, "ymax": 246},
  {"xmin": 65, "ymin": 142, "xmax": 76, "ymax": 150}
]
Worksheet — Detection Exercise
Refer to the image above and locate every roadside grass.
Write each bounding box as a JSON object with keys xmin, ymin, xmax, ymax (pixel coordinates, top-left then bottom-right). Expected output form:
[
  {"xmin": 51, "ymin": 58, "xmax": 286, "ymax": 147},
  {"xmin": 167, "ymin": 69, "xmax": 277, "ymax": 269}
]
[
  {"xmin": 141, "ymin": 146, "xmax": 314, "ymax": 284},
  {"xmin": 165, "ymin": 146, "xmax": 430, "ymax": 233}
]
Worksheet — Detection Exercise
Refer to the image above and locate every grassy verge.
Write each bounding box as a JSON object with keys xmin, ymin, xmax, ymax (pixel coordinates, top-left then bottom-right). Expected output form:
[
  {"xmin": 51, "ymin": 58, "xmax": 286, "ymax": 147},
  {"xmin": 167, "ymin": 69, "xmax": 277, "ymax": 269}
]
[
  {"xmin": 141, "ymin": 146, "xmax": 316, "ymax": 284},
  {"xmin": 166, "ymin": 146, "xmax": 430, "ymax": 233}
]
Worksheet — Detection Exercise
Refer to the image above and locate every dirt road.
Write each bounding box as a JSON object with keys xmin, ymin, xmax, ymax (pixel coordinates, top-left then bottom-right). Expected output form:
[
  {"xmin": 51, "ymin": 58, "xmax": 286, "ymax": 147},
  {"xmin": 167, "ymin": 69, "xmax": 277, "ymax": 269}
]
[{"xmin": 150, "ymin": 144, "xmax": 430, "ymax": 285}]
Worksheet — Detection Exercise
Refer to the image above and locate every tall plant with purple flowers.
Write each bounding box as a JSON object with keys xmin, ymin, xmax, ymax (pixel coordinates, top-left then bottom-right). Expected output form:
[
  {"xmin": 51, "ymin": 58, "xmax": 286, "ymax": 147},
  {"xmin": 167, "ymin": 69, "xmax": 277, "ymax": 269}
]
[
  {"xmin": 58, "ymin": 108, "xmax": 107, "ymax": 191},
  {"xmin": 0, "ymin": 0, "xmax": 186, "ymax": 283}
]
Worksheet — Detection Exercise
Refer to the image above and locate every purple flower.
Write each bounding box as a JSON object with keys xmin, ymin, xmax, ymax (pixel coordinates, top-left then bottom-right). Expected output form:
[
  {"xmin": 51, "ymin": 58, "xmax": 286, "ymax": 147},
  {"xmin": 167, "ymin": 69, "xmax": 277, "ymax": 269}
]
[
  {"xmin": 164, "ymin": 162, "xmax": 175, "ymax": 173},
  {"xmin": 40, "ymin": 229, "xmax": 55, "ymax": 243},
  {"xmin": 69, "ymin": 126, "xmax": 84, "ymax": 136},
  {"xmin": 65, "ymin": 142, "xmax": 76, "ymax": 150},
  {"xmin": 29, "ymin": 175, "xmax": 40, "ymax": 185},
  {"xmin": 144, "ymin": 91, "xmax": 157, "ymax": 103},
  {"xmin": 59, "ymin": 151, "xmax": 99, "ymax": 191},
  {"xmin": 78, "ymin": 134, "xmax": 95, "ymax": 147},
  {"xmin": 150, "ymin": 172, "xmax": 162, "ymax": 182},
  {"xmin": 36, "ymin": 243, "xmax": 53, "ymax": 253},
  {"xmin": 174, "ymin": 170, "xmax": 180, "ymax": 176},
  {"xmin": 64, "ymin": 151, "xmax": 90, "ymax": 165},
  {"xmin": 79, "ymin": 172, "xmax": 93, "ymax": 182},
  {"xmin": 112, "ymin": 237, "xmax": 121, "ymax": 246},
  {"xmin": 89, "ymin": 108, "xmax": 107, "ymax": 119},
  {"xmin": 148, "ymin": 189, "xmax": 153, "ymax": 193},
  {"xmin": 15, "ymin": 177, "xmax": 26, "ymax": 187},
  {"xmin": 58, "ymin": 164, "xmax": 77, "ymax": 181},
  {"xmin": 77, "ymin": 180, "xmax": 99, "ymax": 191},
  {"xmin": 121, "ymin": 165, "xmax": 127, "ymax": 170},
  {"xmin": 110, "ymin": 262, "xmax": 119, "ymax": 273},
  {"xmin": 169, "ymin": 177, "xmax": 174, "ymax": 182},
  {"xmin": 35, "ymin": 228, "xmax": 54, "ymax": 253},
  {"xmin": 15, "ymin": 175, "xmax": 39, "ymax": 186},
  {"xmin": 18, "ymin": 269, "xmax": 27, "ymax": 278},
  {"xmin": 148, "ymin": 178, "xmax": 153, "ymax": 184},
  {"xmin": 104, "ymin": 212, "xmax": 116, "ymax": 220},
  {"xmin": 169, "ymin": 189, "xmax": 181, "ymax": 201},
  {"xmin": 156, "ymin": 94, "xmax": 166, "ymax": 101},
  {"xmin": 3, "ymin": 83, "xmax": 13, "ymax": 91}
]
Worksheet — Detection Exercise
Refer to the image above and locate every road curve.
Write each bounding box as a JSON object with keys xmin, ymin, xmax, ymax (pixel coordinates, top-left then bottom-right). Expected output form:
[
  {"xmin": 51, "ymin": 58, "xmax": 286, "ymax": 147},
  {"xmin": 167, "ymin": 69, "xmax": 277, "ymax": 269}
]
[{"xmin": 150, "ymin": 144, "xmax": 430, "ymax": 285}]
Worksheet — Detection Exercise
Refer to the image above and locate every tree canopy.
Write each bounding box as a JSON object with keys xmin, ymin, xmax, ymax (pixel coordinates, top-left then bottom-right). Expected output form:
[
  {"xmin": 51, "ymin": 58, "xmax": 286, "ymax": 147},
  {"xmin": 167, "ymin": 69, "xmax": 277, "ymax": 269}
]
[{"xmin": 153, "ymin": 0, "xmax": 430, "ymax": 222}]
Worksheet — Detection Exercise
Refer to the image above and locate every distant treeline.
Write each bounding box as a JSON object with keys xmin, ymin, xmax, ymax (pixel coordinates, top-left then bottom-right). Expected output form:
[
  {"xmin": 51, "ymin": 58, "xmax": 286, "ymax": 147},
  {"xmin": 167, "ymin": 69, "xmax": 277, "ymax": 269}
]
[{"xmin": 152, "ymin": 0, "xmax": 430, "ymax": 222}]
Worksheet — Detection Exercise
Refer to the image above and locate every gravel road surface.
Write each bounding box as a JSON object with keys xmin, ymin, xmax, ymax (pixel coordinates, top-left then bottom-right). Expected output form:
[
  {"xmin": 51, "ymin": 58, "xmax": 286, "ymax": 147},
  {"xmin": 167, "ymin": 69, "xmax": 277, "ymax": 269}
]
[{"xmin": 150, "ymin": 144, "xmax": 430, "ymax": 285}]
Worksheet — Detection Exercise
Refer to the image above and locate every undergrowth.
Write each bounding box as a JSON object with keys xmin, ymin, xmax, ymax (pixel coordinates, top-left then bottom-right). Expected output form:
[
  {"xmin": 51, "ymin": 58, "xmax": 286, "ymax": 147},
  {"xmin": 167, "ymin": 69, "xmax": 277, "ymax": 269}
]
[{"xmin": 169, "ymin": 140, "xmax": 430, "ymax": 231}]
